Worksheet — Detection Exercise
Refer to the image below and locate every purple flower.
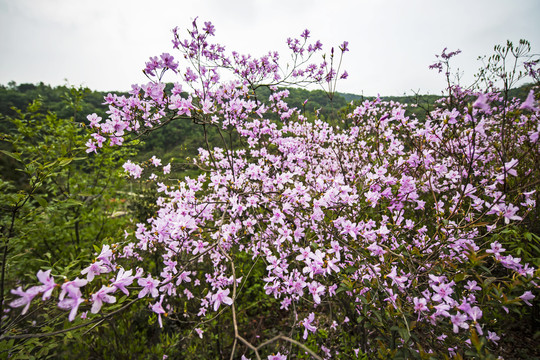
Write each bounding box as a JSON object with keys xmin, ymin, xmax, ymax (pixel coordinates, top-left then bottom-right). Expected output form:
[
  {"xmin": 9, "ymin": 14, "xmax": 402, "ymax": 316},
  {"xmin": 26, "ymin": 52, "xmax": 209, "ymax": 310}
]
[
  {"xmin": 307, "ymin": 281, "xmax": 325, "ymax": 304},
  {"xmin": 466, "ymin": 306, "xmax": 483, "ymax": 322},
  {"xmin": 59, "ymin": 278, "xmax": 88, "ymax": 301},
  {"xmin": 150, "ymin": 155, "xmax": 162, "ymax": 167},
  {"xmin": 465, "ymin": 280, "xmax": 481, "ymax": 292},
  {"xmin": 450, "ymin": 312, "xmax": 469, "ymax": 333},
  {"xmin": 504, "ymin": 158, "xmax": 519, "ymax": 177},
  {"xmin": 58, "ymin": 296, "xmax": 85, "ymax": 321},
  {"xmin": 520, "ymin": 290, "xmax": 535, "ymax": 306},
  {"xmin": 85, "ymin": 140, "xmax": 97, "ymax": 154},
  {"xmin": 9, "ymin": 286, "xmax": 41, "ymax": 315},
  {"xmin": 91, "ymin": 285, "xmax": 116, "ymax": 313},
  {"xmin": 212, "ymin": 288, "xmax": 233, "ymax": 311},
  {"xmin": 184, "ymin": 67, "xmax": 199, "ymax": 82},
  {"xmin": 520, "ymin": 90, "xmax": 538, "ymax": 111},
  {"xmin": 56, "ymin": 279, "xmax": 87, "ymax": 321},
  {"xmin": 111, "ymin": 268, "xmax": 135, "ymax": 295},
  {"xmin": 160, "ymin": 53, "xmax": 178, "ymax": 72},
  {"xmin": 433, "ymin": 303, "xmax": 450, "ymax": 318},
  {"xmin": 487, "ymin": 331, "xmax": 500, "ymax": 345},
  {"xmin": 267, "ymin": 353, "xmax": 287, "ymax": 360},
  {"xmin": 302, "ymin": 312, "xmax": 317, "ymax": 339},
  {"xmin": 123, "ymin": 160, "xmax": 143, "ymax": 179},
  {"xmin": 86, "ymin": 113, "xmax": 102, "ymax": 128},
  {"xmin": 473, "ymin": 94, "xmax": 490, "ymax": 112},
  {"xmin": 144, "ymin": 56, "xmax": 161, "ymax": 76},
  {"xmin": 81, "ymin": 261, "xmax": 109, "ymax": 282},
  {"xmin": 429, "ymin": 62, "xmax": 443, "ymax": 73},
  {"xmin": 163, "ymin": 163, "xmax": 171, "ymax": 174},
  {"xmin": 431, "ymin": 281, "xmax": 454, "ymax": 303},
  {"xmin": 150, "ymin": 296, "xmax": 166, "ymax": 328},
  {"xmin": 203, "ymin": 21, "xmax": 215, "ymax": 35},
  {"xmin": 96, "ymin": 244, "xmax": 113, "ymax": 265},
  {"xmin": 486, "ymin": 241, "xmax": 505, "ymax": 256},
  {"xmin": 413, "ymin": 297, "xmax": 428, "ymax": 312},
  {"xmin": 36, "ymin": 269, "xmax": 56, "ymax": 300},
  {"xmin": 138, "ymin": 276, "xmax": 160, "ymax": 298}
]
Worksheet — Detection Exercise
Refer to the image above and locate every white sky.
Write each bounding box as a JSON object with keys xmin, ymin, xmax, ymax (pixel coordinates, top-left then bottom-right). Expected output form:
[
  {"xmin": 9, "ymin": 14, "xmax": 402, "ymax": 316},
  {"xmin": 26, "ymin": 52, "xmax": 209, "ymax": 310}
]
[{"xmin": 1, "ymin": 0, "xmax": 539, "ymax": 96}]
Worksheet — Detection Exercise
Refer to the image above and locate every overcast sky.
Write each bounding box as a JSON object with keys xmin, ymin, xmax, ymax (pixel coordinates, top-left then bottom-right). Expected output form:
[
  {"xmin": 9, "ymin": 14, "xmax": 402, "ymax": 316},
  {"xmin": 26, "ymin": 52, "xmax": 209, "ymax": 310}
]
[{"xmin": 1, "ymin": 0, "xmax": 539, "ymax": 96}]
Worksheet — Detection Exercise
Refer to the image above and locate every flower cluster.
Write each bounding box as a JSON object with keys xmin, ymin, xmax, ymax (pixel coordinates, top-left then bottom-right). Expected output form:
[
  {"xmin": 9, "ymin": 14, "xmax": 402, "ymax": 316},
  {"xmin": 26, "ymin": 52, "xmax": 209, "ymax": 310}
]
[{"xmin": 9, "ymin": 19, "xmax": 540, "ymax": 359}]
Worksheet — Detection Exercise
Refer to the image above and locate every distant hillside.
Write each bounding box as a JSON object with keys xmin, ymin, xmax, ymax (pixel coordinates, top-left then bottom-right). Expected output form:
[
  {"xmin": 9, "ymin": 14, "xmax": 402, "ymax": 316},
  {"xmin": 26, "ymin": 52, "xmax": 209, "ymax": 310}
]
[
  {"xmin": 2, "ymin": 82, "xmax": 535, "ymax": 160},
  {"xmin": 337, "ymin": 92, "xmax": 365, "ymax": 103},
  {"xmin": 338, "ymin": 82, "xmax": 536, "ymax": 105}
]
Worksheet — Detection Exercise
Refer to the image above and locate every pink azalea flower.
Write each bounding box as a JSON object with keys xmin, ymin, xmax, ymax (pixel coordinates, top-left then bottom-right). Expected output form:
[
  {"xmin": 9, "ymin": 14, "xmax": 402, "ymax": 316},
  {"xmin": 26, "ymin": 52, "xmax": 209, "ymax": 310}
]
[
  {"xmin": 413, "ymin": 297, "xmax": 428, "ymax": 312},
  {"xmin": 9, "ymin": 286, "xmax": 41, "ymax": 315},
  {"xmin": 86, "ymin": 113, "xmax": 102, "ymax": 128},
  {"xmin": 487, "ymin": 331, "xmax": 500, "ymax": 345},
  {"xmin": 465, "ymin": 280, "xmax": 481, "ymax": 292},
  {"xmin": 212, "ymin": 288, "xmax": 233, "ymax": 311},
  {"xmin": 91, "ymin": 285, "xmax": 116, "ymax": 313},
  {"xmin": 501, "ymin": 203, "xmax": 522, "ymax": 224},
  {"xmin": 302, "ymin": 312, "xmax": 317, "ymax": 339},
  {"xmin": 96, "ymin": 244, "xmax": 113, "ymax": 265},
  {"xmin": 450, "ymin": 312, "xmax": 469, "ymax": 333},
  {"xmin": 85, "ymin": 140, "xmax": 97, "ymax": 154},
  {"xmin": 520, "ymin": 89, "xmax": 538, "ymax": 111},
  {"xmin": 138, "ymin": 276, "xmax": 160, "ymax": 298},
  {"xmin": 466, "ymin": 306, "xmax": 482, "ymax": 322},
  {"xmin": 36, "ymin": 269, "xmax": 56, "ymax": 300},
  {"xmin": 150, "ymin": 155, "xmax": 162, "ymax": 167},
  {"xmin": 81, "ymin": 261, "xmax": 109, "ymax": 281},
  {"xmin": 111, "ymin": 268, "xmax": 135, "ymax": 295},
  {"xmin": 520, "ymin": 290, "xmax": 535, "ymax": 306},
  {"xmin": 486, "ymin": 241, "xmax": 505, "ymax": 256},
  {"xmin": 122, "ymin": 160, "xmax": 143, "ymax": 179},
  {"xmin": 431, "ymin": 281, "xmax": 455, "ymax": 303},
  {"xmin": 58, "ymin": 277, "xmax": 88, "ymax": 321},
  {"xmin": 59, "ymin": 278, "xmax": 88, "ymax": 301},
  {"xmin": 58, "ymin": 296, "xmax": 85, "ymax": 321},
  {"xmin": 163, "ymin": 163, "xmax": 171, "ymax": 174},
  {"xmin": 150, "ymin": 296, "xmax": 166, "ymax": 328},
  {"xmin": 504, "ymin": 158, "xmax": 519, "ymax": 177},
  {"xmin": 307, "ymin": 281, "xmax": 325, "ymax": 304},
  {"xmin": 267, "ymin": 353, "xmax": 287, "ymax": 360},
  {"xmin": 473, "ymin": 93, "xmax": 490, "ymax": 112}
]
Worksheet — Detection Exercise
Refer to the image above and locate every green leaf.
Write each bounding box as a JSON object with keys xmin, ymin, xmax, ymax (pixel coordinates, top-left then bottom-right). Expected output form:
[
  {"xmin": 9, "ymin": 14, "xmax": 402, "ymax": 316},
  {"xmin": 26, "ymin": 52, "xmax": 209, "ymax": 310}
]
[
  {"xmin": 33, "ymin": 195, "xmax": 48, "ymax": 208},
  {"xmin": 58, "ymin": 157, "xmax": 73, "ymax": 167},
  {"xmin": 0, "ymin": 149, "xmax": 22, "ymax": 162},
  {"xmin": 64, "ymin": 199, "xmax": 84, "ymax": 207}
]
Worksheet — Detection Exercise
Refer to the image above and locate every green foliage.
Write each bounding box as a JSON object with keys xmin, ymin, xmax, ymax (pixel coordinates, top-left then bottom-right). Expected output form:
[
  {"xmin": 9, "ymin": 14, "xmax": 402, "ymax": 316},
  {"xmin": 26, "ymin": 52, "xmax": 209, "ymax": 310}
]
[{"xmin": 0, "ymin": 88, "xmax": 139, "ymax": 358}]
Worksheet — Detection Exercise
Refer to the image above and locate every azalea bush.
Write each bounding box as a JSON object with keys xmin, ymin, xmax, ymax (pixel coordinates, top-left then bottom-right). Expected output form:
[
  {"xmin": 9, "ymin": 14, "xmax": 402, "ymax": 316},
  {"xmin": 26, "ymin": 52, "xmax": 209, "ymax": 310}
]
[{"xmin": 3, "ymin": 19, "xmax": 540, "ymax": 359}]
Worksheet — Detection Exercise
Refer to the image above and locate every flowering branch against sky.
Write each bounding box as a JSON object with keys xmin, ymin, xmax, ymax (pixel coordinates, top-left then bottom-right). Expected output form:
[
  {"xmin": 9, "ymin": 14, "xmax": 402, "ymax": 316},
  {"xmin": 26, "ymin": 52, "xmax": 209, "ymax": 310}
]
[{"xmin": 0, "ymin": 0, "xmax": 539, "ymax": 95}]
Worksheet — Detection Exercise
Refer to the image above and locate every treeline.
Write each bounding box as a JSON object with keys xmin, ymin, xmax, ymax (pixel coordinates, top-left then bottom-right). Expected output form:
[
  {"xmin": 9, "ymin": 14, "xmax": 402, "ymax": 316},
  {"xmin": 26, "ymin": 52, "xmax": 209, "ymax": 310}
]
[
  {"xmin": 0, "ymin": 82, "xmax": 350, "ymax": 160},
  {"xmin": 0, "ymin": 82, "xmax": 117, "ymax": 123},
  {"xmin": 2, "ymin": 81, "xmax": 535, "ymax": 160},
  {"xmin": 339, "ymin": 83, "xmax": 536, "ymax": 123}
]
